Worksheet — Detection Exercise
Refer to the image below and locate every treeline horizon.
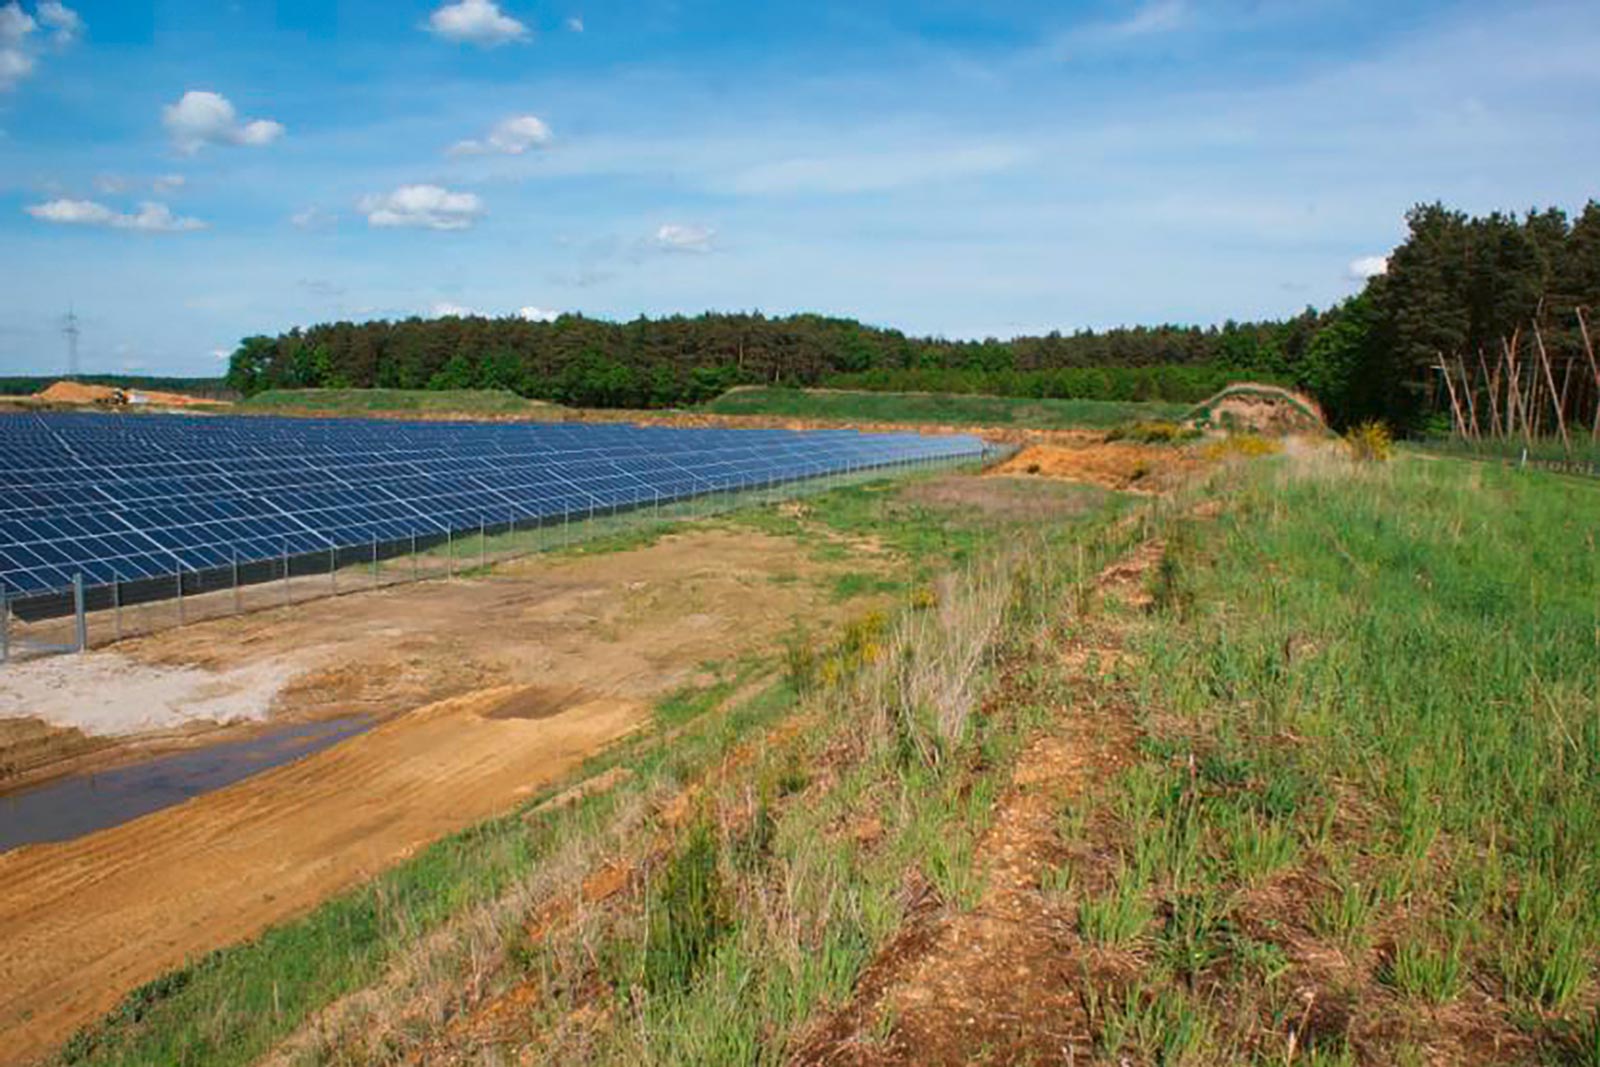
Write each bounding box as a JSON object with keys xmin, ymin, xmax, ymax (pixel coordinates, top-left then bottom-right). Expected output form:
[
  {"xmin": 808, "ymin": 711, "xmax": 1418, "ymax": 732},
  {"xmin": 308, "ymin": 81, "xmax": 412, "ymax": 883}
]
[{"xmin": 218, "ymin": 199, "xmax": 1600, "ymax": 433}]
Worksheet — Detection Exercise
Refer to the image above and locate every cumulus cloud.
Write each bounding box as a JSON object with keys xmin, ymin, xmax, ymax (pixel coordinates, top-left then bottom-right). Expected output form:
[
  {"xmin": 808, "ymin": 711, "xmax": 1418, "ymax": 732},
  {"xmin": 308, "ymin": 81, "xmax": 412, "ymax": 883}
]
[
  {"xmin": 517, "ymin": 306, "xmax": 559, "ymax": 322},
  {"xmin": 430, "ymin": 301, "xmax": 478, "ymax": 317},
  {"xmin": 449, "ymin": 113, "xmax": 552, "ymax": 156},
  {"xmin": 37, "ymin": 0, "xmax": 80, "ymax": 44},
  {"xmin": 654, "ymin": 223, "xmax": 714, "ymax": 253},
  {"xmin": 25, "ymin": 197, "xmax": 206, "ymax": 232},
  {"xmin": 1, "ymin": 2, "xmax": 81, "ymax": 90},
  {"xmin": 163, "ymin": 90, "xmax": 284, "ymax": 154},
  {"xmin": 425, "ymin": 0, "xmax": 527, "ymax": 47},
  {"xmin": 1347, "ymin": 254, "xmax": 1389, "ymax": 280},
  {"xmin": 565, "ymin": 15, "xmax": 583, "ymax": 32},
  {"xmin": 360, "ymin": 184, "xmax": 485, "ymax": 230}
]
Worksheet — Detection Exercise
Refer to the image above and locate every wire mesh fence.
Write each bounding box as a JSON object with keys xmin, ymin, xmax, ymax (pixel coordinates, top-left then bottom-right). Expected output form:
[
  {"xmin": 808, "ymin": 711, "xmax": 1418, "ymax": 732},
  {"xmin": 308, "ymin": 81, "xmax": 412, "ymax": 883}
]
[{"xmin": 2, "ymin": 451, "xmax": 987, "ymax": 664}]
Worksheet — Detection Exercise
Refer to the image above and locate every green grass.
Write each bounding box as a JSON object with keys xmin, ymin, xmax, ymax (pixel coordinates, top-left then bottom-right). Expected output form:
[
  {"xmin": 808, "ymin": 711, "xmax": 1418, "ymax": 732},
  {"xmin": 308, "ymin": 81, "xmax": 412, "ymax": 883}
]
[
  {"xmin": 1089, "ymin": 451, "xmax": 1600, "ymax": 1055},
  {"xmin": 240, "ymin": 387, "xmax": 561, "ymax": 418},
  {"xmin": 702, "ymin": 387, "xmax": 1186, "ymax": 430}
]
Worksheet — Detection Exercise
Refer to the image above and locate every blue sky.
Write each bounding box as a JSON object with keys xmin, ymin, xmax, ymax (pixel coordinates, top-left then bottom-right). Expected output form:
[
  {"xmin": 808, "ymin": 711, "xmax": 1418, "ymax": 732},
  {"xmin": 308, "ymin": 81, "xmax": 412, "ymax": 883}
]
[{"xmin": 2, "ymin": 0, "xmax": 1598, "ymax": 376}]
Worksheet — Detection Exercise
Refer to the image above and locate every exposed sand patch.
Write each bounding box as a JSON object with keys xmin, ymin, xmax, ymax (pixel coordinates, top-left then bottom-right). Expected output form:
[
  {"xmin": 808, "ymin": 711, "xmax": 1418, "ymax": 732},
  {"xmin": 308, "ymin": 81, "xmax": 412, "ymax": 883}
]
[{"xmin": 0, "ymin": 653, "xmax": 289, "ymax": 736}]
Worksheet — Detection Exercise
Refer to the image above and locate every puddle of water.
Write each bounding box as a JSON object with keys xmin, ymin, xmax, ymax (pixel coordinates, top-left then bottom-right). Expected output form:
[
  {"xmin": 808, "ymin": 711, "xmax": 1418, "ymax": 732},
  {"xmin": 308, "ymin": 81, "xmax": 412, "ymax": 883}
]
[{"xmin": 0, "ymin": 716, "xmax": 372, "ymax": 853}]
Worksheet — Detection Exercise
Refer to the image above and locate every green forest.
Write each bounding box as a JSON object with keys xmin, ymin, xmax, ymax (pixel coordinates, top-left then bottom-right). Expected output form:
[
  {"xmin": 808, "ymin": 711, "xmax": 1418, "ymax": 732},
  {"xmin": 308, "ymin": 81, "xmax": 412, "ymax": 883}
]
[{"xmin": 225, "ymin": 201, "xmax": 1600, "ymax": 432}]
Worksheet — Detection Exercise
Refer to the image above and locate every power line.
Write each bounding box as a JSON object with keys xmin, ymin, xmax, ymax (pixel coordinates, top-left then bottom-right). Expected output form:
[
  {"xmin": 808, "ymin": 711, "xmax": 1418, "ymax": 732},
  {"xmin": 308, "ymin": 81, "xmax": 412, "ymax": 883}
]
[{"xmin": 62, "ymin": 305, "xmax": 81, "ymax": 380}]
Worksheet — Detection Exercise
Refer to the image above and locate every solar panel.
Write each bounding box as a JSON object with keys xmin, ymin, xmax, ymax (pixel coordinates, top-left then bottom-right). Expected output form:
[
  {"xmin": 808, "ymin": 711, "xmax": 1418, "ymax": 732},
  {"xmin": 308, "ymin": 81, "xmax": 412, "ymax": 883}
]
[{"xmin": 0, "ymin": 412, "xmax": 985, "ymax": 601}]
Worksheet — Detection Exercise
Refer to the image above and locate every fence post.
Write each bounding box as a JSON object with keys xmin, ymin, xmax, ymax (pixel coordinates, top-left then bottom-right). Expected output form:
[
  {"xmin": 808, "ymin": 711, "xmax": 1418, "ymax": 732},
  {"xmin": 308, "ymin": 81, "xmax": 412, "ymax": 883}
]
[
  {"xmin": 283, "ymin": 542, "xmax": 291, "ymax": 608},
  {"xmin": 412, "ymin": 534, "xmax": 419, "ymax": 583},
  {"xmin": 74, "ymin": 573, "xmax": 88, "ymax": 652},
  {"xmin": 174, "ymin": 562, "xmax": 185, "ymax": 626}
]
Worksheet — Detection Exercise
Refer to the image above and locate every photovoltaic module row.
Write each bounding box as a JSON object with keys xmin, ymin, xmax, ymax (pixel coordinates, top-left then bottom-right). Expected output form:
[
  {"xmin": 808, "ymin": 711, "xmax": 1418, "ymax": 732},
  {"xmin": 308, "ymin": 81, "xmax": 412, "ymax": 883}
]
[{"xmin": 0, "ymin": 412, "xmax": 985, "ymax": 598}]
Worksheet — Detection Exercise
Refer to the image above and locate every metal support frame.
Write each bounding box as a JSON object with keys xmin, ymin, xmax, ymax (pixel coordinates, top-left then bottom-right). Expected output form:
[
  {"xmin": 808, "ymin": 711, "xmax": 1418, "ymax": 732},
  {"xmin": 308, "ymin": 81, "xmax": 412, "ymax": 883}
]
[{"xmin": 73, "ymin": 573, "xmax": 87, "ymax": 652}]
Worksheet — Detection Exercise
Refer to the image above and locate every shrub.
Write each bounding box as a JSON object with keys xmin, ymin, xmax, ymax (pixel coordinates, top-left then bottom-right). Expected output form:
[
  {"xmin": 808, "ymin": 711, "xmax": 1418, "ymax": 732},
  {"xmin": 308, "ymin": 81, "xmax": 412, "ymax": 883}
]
[
  {"xmin": 642, "ymin": 818, "xmax": 730, "ymax": 994},
  {"xmin": 1344, "ymin": 420, "xmax": 1392, "ymax": 462}
]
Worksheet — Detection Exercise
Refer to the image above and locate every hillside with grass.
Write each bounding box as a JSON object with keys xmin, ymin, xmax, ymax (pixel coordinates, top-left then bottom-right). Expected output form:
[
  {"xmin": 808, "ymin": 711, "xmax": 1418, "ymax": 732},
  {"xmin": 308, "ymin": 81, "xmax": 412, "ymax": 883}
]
[
  {"xmin": 48, "ymin": 438, "xmax": 1600, "ymax": 1066},
  {"xmin": 701, "ymin": 388, "xmax": 1188, "ymax": 430},
  {"xmin": 239, "ymin": 387, "xmax": 562, "ymax": 419}
]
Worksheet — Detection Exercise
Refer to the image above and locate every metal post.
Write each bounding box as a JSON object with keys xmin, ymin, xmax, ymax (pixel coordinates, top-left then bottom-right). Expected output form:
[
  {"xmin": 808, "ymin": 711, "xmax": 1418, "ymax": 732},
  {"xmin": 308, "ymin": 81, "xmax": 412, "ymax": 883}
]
[
  {"xmin": 330, "ymin": 547, "xmax": 337, "ymax": 595},
  {"xmin": 113, "ymin": 577, "xmax": 121, "ymax": 643},
  {"xmin": 447, "ymin": 529, "xmax": 454, "ymax": 580},
  {"xmin": 233, "ymin": 547, "xmax": 242, "ymax": 615},
  {"xmin": 283, "ymin": 542, "xmax": 291, "ymax": 608},
  {"xmin": 175, "ymin": 565, "xmax": 185, "ymax": 626},
  {"xmin": 1, "ymin": 588, "xmax": 9, "ymax": 663},
  {"xmin": 411, "ymin": 534, "xmax": 419, "ymax": 583},
  {"xmin": 73, "ymin": 573, "xmax": 87, "ymax": 652},
  {"xmin": 480, "ymin": 519, "xmax": 487, "ymax": 572},
  {"xmin": 372, "ymin": 538, "xmax": 379, "ymax": 588}
]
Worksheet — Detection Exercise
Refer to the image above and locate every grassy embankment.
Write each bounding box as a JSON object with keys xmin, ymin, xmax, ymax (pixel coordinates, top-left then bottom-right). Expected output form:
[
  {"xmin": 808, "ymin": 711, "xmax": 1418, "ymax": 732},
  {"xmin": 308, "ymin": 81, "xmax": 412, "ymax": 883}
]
[
  {"xmin": 701, "ymin": 386, "xmax": 1187, "ymax": 430},
  {"xmin": 1063, "ymin": 451, "xmax": 1600, "ymax": 1062},
  {"xmin": 52, "ymin": 469, "xmax": 1118, "ymax": 1066},
  {"xmin": 52, "ymin": 447, "xmax": 1600, "ymax": 1065},
  {"xmin": 239, "ymin": 388, "xmax": 561, "ymax": 419}
]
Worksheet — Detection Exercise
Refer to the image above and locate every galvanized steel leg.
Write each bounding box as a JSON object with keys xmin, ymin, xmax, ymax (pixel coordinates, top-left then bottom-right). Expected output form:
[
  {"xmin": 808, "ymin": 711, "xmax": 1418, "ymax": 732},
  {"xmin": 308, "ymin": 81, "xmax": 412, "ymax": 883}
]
[
  {"xmin": 233, "ymin": 548, "xmax": 242, "ymax": 615},
  {"xmin": 1, "ymin": 589, "xmax": 9, "ymax": 663},
  {"xmin": 73, "ymin": 573, "xmax": 87, "ymax": 652}
]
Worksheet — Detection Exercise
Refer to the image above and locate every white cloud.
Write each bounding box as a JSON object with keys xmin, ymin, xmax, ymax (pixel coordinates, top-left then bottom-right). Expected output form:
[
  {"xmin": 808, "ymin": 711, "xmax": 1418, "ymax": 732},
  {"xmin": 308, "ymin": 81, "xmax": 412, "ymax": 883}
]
[
  {"xmin": 25, "ymin": 197, "xmax": 206, "ymax": 232},
  {"xmin": 425, "ymin": 0, "xmax": 528, "ymax": 47},
  {"xmin": 360, "ymin": 184, "xmax": 485, "ymax": 230},
  {"xmin": 290, "ymin": 206, "xmax": 337, "ymax": 230},
  {"xmin": 152, "ymin": 173, "xmax": 185, "ymax": 194},
  {"xmin": 449, "ymin": 113, "xmax": 552, "ymax": 156},
  {"xmin": 517, "ymin": 305, "xmax": 559, "ymax": 322},
  {"xmin": 430, "ymin": 301, "xmax": 478, "ymax": 317},
  {"xmin": 0, "ymin": 2, "xmax": 39, "ymax": 91},
  {"xmin": 211, "ymin": 347, "xmax": 230, "ymax": 362},
  {"xmin": 163, "ymin": 90, "xmax": 285, "ymax": 154},
  {"xmin": 37, "ymin": 1, "xmax": 81, "ymax": 45},
  {"xmin": 565, "ymin": 15, "xmax": 583, "ymax": 32},
  {"xmin": 1347, "ymin": 255, "xmax": 1389, "ymax": 280},
  {"xmin": 654, "ymin": 223, "xmax": 714, "ymax": 253}
]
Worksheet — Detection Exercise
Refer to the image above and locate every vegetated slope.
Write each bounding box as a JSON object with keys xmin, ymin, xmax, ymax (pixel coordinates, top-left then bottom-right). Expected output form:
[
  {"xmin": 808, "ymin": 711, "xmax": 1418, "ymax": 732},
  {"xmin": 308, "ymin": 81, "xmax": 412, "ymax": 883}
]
[
  {"xmin": 804, "ymin": 450, "xmax": 1600, "ymax": 1065},
  {"xmin": 42, "ymin": 448, "xmax": 1599, "ymax": 1066},
  {"xmin": 239, "ymin": 387, "xmax": 562, "ymax": 419},
  {"xmin": 701, "ymin": 387, "xmax": 1187, "ymax": 430}
]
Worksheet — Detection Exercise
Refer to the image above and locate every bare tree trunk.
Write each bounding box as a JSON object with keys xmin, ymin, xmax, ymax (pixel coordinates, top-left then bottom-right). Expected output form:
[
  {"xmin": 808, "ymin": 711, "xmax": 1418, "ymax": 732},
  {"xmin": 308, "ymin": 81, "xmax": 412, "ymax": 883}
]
[
  {"xmin": 1478, "ymin": 348, "xmax": 1502, "ymax": 439},
  {"xmin": 1533, "ymin": 322, "xmax": 1571, "ymax": 450},
  {"xmin": 1438, "ymin": 355, "xmax": 1467, "ymax": 438},
  {"xmin": 1579, "ymin": 308, "xmax": 1600, "ymax": 443},
  {"xmin": 1457, "ymin": 355, "xmax": 1480, "ymax": 439}
]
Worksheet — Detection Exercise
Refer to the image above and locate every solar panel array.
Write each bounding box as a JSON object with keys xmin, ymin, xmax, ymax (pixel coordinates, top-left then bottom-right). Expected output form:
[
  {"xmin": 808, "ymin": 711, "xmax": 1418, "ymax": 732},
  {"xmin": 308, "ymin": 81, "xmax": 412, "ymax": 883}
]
[{"xmin": 0, "ymin": 412, "xmax": 984, "ymax": 598}]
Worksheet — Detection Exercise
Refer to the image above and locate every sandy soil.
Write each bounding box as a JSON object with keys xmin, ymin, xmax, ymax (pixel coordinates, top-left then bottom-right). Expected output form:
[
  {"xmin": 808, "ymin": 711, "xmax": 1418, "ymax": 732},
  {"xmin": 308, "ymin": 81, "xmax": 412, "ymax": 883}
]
[
  {"xmin": 0, "ymin": 527, "xmax": 866, "ymax": 795},
  {"xmin": 989, "ymin": 441, "xmax": 1196, "ymax": 491},
  {"xmin": 0, "ymin": 654, "xmax": 290, "ymax": 736},
  {"xmin": 0, "ymin": 685, "xmax": 641, "ymax": 1064},
  {"xmin": 0, "ymin": 525, "xmax": 885, "ymax": 1058},
  {"xmin": 34, "ymin": 381, "xmax": 221, "ymax": 408}
]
